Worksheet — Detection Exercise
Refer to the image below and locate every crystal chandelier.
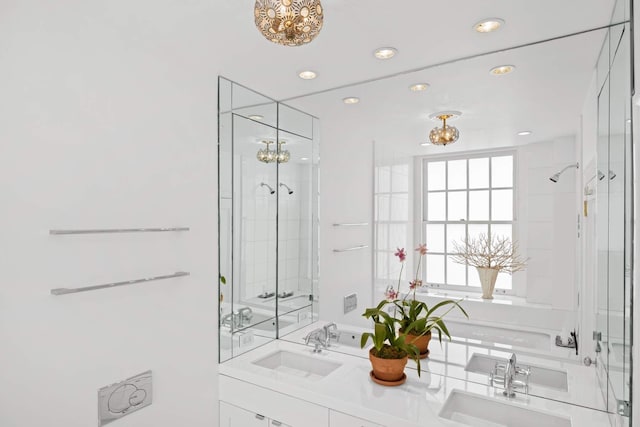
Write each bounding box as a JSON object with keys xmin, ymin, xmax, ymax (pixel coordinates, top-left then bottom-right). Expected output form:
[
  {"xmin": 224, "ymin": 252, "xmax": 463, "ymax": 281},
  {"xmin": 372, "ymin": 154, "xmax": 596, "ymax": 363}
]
[
  {"xmin": 254, "ymin": 0, "xmax": 324, "ymax": 47},
  {"xmin": 429, "ymin": 113, "xmax": 460, "ymax": 146},
  {"xmin": 256, "ymin": 140, "xmax": 290, "ymax": 163}
]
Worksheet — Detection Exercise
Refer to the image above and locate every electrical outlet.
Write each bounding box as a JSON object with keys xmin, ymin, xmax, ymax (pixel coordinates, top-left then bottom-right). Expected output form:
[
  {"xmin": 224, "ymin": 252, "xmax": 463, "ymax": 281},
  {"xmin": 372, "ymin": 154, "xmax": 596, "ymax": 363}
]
[
  {"xmin": 98, "ymin": 371, "xmax": 152, "ymax": 426},
  {"xmin": 344, "ymin": 293, "xmax": 357, "ymax": 314}
]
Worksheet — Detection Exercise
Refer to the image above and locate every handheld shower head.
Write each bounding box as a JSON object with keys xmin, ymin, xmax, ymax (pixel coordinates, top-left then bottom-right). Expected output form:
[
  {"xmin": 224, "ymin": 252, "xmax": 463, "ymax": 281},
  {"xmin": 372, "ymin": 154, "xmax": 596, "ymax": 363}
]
[
  {"xmin": 549, "ymin": 162, "xmax": 579, "ymax": 183},
  {"xmin": 260, "ymin": 182, "xmax": 275, "ymax": 194},
  {"xmin": 279, "ymin": 183, "xmax": 294, "ymax": 195}
]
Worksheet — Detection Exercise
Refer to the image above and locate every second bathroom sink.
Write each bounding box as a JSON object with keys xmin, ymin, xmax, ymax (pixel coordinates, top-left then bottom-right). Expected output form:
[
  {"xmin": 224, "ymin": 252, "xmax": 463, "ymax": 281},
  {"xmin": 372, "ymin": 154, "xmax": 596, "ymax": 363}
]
[{"xmin": 252, "ymin": 350, "xmax": 341, "ymax": 380}]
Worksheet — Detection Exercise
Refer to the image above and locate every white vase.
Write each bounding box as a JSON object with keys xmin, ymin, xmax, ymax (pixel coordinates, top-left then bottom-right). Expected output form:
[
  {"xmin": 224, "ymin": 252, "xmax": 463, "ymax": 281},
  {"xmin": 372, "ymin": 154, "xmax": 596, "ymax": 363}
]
[{"xmin": 476, "ymin": 267, "xmax": 499, "ymax": 299}]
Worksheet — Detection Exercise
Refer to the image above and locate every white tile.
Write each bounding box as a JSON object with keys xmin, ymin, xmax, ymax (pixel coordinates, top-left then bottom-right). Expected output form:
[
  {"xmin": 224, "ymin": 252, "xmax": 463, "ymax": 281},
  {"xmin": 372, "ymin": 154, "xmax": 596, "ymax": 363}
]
[
  {"xmin": 527, "ymin": 222, "xmax": 553, "ymax": 249},
  {"xmin": 527, "ymin": 194, "xmax": 553, "ymax": 221}
]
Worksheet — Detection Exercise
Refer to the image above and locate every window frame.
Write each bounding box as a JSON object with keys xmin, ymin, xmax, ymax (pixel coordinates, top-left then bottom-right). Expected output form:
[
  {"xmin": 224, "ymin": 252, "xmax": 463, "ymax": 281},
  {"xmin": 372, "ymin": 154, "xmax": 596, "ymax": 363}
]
[{"xmin": 420, "ymin": 149, "xmax": 519, "ymax": 295}]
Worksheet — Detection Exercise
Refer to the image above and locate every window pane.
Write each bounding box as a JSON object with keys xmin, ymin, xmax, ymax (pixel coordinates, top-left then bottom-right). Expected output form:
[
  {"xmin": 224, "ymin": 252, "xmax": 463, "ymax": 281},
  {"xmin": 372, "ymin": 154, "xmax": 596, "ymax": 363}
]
[
  {"xmin": 468, "ymin": 266, "xmax": 481, "ymax": 287},
  {"xmin": 469, "ymin": 190, "xmax": 489, "ymax": 221},
  {"xmin": 491, "ymin": 224, "xmax": 512, "ymax": 242},
  {"xmin": 391, "ymin": 164, "xmax": 409, "ymax": 192},
  {"xmin": 447, "ymin": 256, "xmax": 466, "ymax": 285},
  {"xmin": 492, "ymin": 156, "xmax": 513, "ymax": 188},
  {"xmin": 428, "ymin": 161, "xmax": 446, "ymax": 191},
  {"xmin": 448, "ymin": 159, "xmax": 467, "ymax": 190},
  {"xmin": 376, "ymin": 166, "xmax": 391, "ymax": 192},
  {"xmin": 376, "ymin": 194, "xmax": 390, "ymax": 221},
  {"xmin": 426, "ymin": 254, "xmax": 445, "ymax": 283},
  {"xmin": 389, "ymin": 224, "xmax": 407, "ymax": 249},
  {"xmin": 492, "ymin": 190, "xmax": 513, "ymax": 221},
  {"xmin": 447, "ymin": 224, "xmax": 466, "ymax": 253},
  {"xmin": 495, "ymin": 272, "xmax": 511, "ymax": 290},
  {"xmin": 390, "ymin": 193, "xmax": 409, "ymax": 221},
  {"xmin": 448, "ymin": 191, "xmax": 467, "ymax": 221},
  {"xmin": 376, "ymin": 224, "xmax": 389, "ymax": 251},
  {"xmin": 469, "ymin": 158, "xmax": 489, "ymax": 189},
  {"xmin": 428, "ymin": 193, "xmax": 446, "ymax": 220},
  {"xmin": 426, "ymin": 224, "xmax": 445, "ymax": 253},
  {"xmin": 375, "ymin": 252, "xmax": 389, "ymax": 281},
  {"xmin": 468, "ymin": 224, "xmax": 488, "ymax": 242}
]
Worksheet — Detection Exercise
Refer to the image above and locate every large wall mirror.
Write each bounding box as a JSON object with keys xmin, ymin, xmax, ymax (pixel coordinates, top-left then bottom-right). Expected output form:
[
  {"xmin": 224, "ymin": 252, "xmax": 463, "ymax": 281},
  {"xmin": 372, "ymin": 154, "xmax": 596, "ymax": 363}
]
[
  {"xmin": 276, "ymin": 2, "xmax": 633, "ymax": 421},
  {"xmin": 218, "ymin": 77, "xmax": 319, "ymax": 362}
]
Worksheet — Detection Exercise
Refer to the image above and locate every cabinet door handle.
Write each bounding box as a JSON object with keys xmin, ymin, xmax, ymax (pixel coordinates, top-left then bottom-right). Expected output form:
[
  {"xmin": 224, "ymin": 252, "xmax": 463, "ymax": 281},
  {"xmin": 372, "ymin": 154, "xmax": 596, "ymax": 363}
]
[
  {"xmin": 255, "ymin": 414, "xmax": 265, "ymax": 420},
  {"xmin": 271, "ymin": 421, "xmax": 282, "ymax": 426}
]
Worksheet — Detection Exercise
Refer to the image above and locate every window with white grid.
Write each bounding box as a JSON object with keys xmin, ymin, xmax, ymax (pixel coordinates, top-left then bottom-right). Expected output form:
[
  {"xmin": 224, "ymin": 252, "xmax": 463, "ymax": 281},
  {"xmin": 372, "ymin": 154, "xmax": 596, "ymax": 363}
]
[{"xmin": 422, "ymin": 152, "xmax": 516, "ymax": 293}]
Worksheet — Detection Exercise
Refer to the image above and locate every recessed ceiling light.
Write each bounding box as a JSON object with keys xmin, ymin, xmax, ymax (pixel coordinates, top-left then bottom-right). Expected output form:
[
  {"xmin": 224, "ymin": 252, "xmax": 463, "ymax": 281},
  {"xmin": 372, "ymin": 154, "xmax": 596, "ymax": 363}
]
[
  {"xmin": 301, "ymin": 157, "xmax": 309, "ymax": 161},
  {"xmin": 490, "ymin": 65, "xmax": 516, "ymax": 75},
  {"xmin": 298, "ymin": 70, "xmax": 317, "ymax": 80},
  {"xmin": 474, "ymin": 18, "xmax": 504, "ymax": 33},
  {"xmin": 517, "ymin": 131, "xmax": 532, "ymax": 136},
  {"xmin": 248, "ymin": 115, "xmax": 264, "ymax": 121},
  {"xmin": 410, "ymin": 83, "xmax": 430, "ymax": 92},
  {"xmin": 374, "ymin": 47, "xmax": 397, "ymax": 60},
  {"xmin": 626, "ymin": 119, "xmax": 632, "ymax": 123},
  {"xmin": 343, "ymin": 97, "xmax": 360, "ymax": 104},
  {"xmin": 420, "ymin": 142, "xmax": 430, "ymax": 146}
]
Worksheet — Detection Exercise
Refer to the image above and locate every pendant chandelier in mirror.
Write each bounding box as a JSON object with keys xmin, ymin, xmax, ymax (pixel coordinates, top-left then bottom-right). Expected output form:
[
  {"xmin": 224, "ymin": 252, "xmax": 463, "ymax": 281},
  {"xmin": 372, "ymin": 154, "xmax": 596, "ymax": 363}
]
[
  {"xmin": 254, "ymin": 0, "xmax": 324, "ymax": 46},
  {"xmin": 257, "ymin": 140, "xmax": 290, "ymax": 163},
  {"xmin": 428, "ymin": 111, "xmax": 461, "ymax": 146}
]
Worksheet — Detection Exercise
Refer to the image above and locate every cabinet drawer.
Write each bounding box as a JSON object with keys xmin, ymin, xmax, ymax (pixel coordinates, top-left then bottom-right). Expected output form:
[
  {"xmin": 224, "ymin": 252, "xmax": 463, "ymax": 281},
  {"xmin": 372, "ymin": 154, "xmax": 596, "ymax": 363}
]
[
  {"xmin": 220, "ymin": 375, "xmax": 328, "ymax": 427},
  {"xmin": 330, "ymin": 410, "xmax": 384, "ymax": 427},
  {"xmin": 220, "ymin": 401, "xmax": 269, "ymax": 427}
]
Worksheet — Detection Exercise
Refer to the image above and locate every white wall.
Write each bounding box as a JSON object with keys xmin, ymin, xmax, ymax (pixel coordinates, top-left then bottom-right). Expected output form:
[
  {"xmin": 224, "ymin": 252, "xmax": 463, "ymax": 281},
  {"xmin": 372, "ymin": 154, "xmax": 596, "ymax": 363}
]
[
  {"xmin": 0, "ymin": 2, "xmax": 219, "ymax": 426},
  {"xmin": 318, "ymin": 124, "xmax": 373, "ymax": 327},
  {"xmin": 518, "ymin": 137, "xmax": 578, "ymax": 311}
]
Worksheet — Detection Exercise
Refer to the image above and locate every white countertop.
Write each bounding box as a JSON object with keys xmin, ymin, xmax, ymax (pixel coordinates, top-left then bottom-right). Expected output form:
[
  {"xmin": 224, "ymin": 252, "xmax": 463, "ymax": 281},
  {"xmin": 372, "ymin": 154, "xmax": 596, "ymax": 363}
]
[{"xmin": 220, "ymin": 323, "xmax": 611, "ymax": 427}]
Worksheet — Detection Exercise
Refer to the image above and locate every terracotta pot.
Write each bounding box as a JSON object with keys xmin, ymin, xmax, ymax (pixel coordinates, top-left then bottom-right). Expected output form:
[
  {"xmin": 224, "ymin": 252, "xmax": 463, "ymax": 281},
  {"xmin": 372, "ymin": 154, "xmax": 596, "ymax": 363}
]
[
  {"xmin": 476, "ymin": 267, "xmax": 499, "ymax": 299},
  {"xmin": 401, "ymin": 330, "xmax": 432, "ymax": 358},
  {"xmin": 369, "ymin": 348, "xmax": 408, "ymax": 382}
]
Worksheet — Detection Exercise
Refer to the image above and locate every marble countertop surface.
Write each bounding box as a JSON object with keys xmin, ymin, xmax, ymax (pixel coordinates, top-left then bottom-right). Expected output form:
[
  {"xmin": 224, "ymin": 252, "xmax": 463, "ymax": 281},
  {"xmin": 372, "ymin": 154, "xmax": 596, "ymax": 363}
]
[{"xmin": 220, "ymin": 322, "xmax": 611, "ymax": 427}]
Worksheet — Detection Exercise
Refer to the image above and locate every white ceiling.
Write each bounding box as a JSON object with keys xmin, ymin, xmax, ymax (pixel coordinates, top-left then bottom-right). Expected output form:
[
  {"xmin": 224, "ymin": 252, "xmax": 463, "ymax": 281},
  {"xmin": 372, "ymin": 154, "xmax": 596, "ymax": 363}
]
[{"xmin": 215, "ymin": 0, "xmax": 623, "ymax": 154}]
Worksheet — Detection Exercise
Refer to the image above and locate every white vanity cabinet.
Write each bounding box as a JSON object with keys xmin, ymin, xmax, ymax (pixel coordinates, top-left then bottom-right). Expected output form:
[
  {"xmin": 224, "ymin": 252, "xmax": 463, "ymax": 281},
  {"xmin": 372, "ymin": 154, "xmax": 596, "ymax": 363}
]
[
  {"xmin": 329, "ymin": 410, "xmax": 384, "ymax": 427},
  {"xmin": 220, "ymin": 401, "xmax": 269, "ymax": 427},
  {"xmin": 220, "ymin": 402, "xmax": 292, "ymax": 427},
  {"xmin": 219, "ymin": 375, "xmax": 328, "ymax": 427}
]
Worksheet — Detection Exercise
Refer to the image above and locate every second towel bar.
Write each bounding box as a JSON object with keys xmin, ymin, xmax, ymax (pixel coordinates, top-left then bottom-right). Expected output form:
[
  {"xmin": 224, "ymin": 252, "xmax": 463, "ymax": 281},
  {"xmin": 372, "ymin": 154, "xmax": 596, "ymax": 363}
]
[{"xmin": 51, "ymin": 271, "xmax": 190, "ymax": 296}]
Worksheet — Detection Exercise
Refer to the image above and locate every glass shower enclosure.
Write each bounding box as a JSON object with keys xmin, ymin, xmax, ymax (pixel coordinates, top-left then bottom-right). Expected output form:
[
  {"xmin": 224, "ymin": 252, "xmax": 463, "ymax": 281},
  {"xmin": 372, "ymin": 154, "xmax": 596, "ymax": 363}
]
[{"xmin": 218, "ymin": 77, "xmax": 319, "ymax": 362}]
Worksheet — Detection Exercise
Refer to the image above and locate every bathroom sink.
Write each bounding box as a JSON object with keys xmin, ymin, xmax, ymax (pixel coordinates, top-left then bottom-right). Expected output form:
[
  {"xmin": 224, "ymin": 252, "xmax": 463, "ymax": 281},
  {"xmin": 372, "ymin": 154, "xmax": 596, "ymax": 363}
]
[
  {"xmin": 439, "ymin": 390, "xmax": 571, "ymax": 427},
  {"xmin": 465, "ymin": 353, "xmax": 568, "ymax": 392},
  {"xmin": 252, "ymin": 350, "xmax": 341, "ymax": 380}
]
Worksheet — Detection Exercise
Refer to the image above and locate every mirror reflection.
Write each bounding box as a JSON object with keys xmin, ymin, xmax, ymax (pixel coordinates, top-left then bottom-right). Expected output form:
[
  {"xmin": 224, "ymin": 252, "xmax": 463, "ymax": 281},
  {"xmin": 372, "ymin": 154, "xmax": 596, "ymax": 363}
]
[
  {"xmin": 218, "ymin": 78, "xmax": 319, "ymax": 362},
  {"xmin": 218, "ymin": 2, "xmax": 633, "ymax": 424}
]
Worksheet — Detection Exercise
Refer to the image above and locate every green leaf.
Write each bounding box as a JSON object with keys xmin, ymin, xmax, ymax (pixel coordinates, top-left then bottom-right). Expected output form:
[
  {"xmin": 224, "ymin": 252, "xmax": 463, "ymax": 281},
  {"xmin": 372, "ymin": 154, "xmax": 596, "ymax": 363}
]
[
  {"xmin": 360, "ymin": 332, "xmax": 373, "ymax": 349},
  {"xmin": 219, "ymin": 275, "xmax": 227, "ymax": 284}
]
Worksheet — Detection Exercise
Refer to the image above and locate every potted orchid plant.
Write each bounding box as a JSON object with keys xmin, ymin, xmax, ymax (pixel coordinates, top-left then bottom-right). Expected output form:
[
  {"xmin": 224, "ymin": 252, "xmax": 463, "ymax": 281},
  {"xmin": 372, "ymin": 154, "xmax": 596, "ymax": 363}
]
[{"xmin": 362, "ymin": 244, "xmax": 468, "ymax": 384}]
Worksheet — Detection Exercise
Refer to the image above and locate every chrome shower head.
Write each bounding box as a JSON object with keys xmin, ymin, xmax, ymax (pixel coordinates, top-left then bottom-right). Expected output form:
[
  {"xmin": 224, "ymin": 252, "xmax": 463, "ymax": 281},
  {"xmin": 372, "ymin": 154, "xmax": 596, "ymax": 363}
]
[
  {"xmin": 279, "ymin": 183, "xmax": 294, "ymax": 195},
  {"xmin": 260, "ymin": 182, "xmax": 275, "ymax": 194},
  {"xmin": 549, "ymin": 162, "xmax": 579, "ymax": 183},
  {"xmin": 609, "ymin": 170, "xmax": 617, "ymax": 180},
  {"xmin": 597, "ymin": 171, "xmax": 606, "ymax": 181}
]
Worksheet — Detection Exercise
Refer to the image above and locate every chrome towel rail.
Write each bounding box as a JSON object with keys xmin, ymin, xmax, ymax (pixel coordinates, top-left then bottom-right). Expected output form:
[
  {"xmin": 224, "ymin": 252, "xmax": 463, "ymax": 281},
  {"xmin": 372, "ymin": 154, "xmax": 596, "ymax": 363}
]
[
  {"xmin": 51, "ymin": 271, "xmax": 190, "ymax": 295},
  {"xmin": 333, "ymin": 245, "xmax": 368, "ymax": 253},
  {"xmin": 50, "ymin": 227, "xmax": 189, "ymax": 235},
  {"xmin": 332, "ymin": 223, "xmax": 369, "ymax": 227}
]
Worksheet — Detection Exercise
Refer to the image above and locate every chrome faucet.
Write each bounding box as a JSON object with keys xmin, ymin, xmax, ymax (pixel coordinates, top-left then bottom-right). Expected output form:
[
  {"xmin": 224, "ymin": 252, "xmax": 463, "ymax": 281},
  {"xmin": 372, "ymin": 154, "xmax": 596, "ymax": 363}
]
[
  {"xmin": 221, "ymin": 312, "xmax": 236, "ymax": 329},
  {"xmin": 489, "ymin": 353, "xmax": 530, "ymax": 397},
  {"xmin": 503, "ymin": 353, "xmax": 518, "ymax": 397},
  {"xmin": 323, "ymin": 322, "xmax": 339, "ymax": 347},
  {"xmin": 303, "ymin": 328, "xmax": 327, "ymax": 353},
  {"xmin": 237, "ymin": 307, "xmax": 253, "ymax": 327}
]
